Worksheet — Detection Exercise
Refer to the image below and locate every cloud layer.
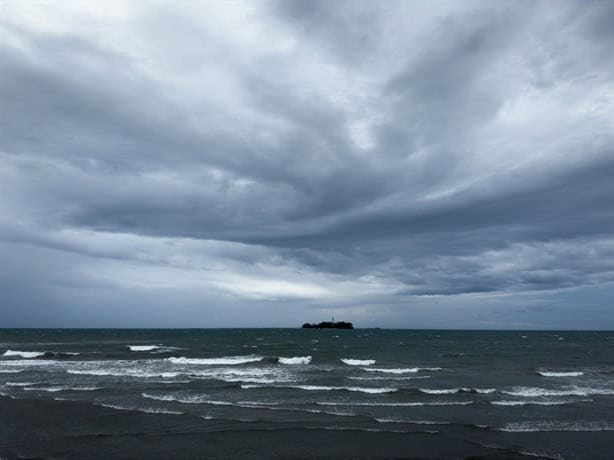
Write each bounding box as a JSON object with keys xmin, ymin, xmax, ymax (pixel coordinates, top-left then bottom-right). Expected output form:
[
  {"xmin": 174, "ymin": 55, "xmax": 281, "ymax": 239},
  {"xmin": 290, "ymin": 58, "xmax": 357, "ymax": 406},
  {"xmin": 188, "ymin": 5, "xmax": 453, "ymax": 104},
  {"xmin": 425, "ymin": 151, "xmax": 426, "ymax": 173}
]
[{"xmin": 1, "ymin": 1, "xmax": 613, "ymax": 328}]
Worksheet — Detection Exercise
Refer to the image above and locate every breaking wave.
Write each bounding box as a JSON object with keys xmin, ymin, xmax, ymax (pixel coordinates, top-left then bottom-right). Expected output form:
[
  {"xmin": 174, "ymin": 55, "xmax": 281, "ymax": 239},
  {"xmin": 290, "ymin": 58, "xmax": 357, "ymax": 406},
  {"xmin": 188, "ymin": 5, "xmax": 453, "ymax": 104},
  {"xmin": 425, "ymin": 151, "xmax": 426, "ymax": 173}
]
[
  {"xmin": 538, "ymin": 371, "xmax": 584, "ymax": 377},
  {"xmin": 278, "ymin": 356, "xmax": 311, "ymax": 365},
  {"xmin": 241, "ymin": 384, "xmax": 398, "ymax": 394},
  {"xmin": 2, "ymin": 350, "xmax": 45, "ymax": 359},
  {"xmin": 363, "ymin": 367, "xmax": 442, "ymax": 374},
  {"xmin": 341, "ymin": 359, "xmax": 376, "ymax": 366},
  {"xmin": 166, "ymin": 356, "xmax": 263, "ymax": 365}
]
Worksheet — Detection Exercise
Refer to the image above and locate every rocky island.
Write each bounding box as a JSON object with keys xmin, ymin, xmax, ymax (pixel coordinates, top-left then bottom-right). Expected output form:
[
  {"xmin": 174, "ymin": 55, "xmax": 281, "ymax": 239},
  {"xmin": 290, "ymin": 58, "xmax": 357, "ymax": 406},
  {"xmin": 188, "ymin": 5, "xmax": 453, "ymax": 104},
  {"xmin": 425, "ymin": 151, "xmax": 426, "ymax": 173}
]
[{"xmin": 301, "ymin": 321, "xmax": 353, "ymax": 329}]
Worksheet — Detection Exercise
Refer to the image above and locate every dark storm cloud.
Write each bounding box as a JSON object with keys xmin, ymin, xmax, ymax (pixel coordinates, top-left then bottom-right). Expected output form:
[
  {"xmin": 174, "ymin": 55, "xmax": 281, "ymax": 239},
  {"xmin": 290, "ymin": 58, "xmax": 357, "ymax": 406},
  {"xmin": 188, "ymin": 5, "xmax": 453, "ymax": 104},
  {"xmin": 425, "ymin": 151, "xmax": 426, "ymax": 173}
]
[{"xmin": 0, "ymin": 1, "xmax": 613, "ymax": 327}]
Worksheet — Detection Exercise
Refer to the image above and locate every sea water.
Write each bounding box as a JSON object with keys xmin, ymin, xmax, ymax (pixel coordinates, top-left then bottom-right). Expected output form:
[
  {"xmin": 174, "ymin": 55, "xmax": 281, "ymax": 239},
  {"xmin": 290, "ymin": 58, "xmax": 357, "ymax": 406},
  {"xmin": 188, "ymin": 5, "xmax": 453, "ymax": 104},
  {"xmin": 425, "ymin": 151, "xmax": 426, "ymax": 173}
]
[{"xmin": 1, "ymin": 329, "xmax": 613, "ymax": 458}]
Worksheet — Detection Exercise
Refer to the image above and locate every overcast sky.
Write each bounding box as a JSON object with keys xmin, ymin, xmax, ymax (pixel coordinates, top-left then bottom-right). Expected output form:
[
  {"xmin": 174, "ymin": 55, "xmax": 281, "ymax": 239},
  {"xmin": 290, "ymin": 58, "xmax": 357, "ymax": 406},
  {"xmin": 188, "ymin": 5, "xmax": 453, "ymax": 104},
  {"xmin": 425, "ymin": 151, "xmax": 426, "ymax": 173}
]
[{"xmin": 1, "ymin": 1, "xmax": 613, "ymax": 328}]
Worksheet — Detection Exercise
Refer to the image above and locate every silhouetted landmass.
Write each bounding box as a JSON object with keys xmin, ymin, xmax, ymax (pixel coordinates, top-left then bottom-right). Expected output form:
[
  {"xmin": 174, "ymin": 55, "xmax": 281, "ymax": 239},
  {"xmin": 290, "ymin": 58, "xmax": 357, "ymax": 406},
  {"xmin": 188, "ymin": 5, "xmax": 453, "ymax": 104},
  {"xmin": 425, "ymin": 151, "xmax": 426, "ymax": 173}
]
[{"xmin": 301, "ymin": 321, "xmax": 353, "ymax": 329}]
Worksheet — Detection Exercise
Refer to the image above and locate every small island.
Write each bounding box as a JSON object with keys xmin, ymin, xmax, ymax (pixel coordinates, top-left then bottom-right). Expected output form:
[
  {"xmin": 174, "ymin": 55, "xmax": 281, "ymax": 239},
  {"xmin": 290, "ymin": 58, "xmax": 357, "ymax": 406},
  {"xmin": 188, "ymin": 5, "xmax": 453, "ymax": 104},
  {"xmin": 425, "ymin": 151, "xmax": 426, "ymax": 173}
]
[{"xmin": 301, "ymin": 321, "xmax": 353, "ymax": 329}]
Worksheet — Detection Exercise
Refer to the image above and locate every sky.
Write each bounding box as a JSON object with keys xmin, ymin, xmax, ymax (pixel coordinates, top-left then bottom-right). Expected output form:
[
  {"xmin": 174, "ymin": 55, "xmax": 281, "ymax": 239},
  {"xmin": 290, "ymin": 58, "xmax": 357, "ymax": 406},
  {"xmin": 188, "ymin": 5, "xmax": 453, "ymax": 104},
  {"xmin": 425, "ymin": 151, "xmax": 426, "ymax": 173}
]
[{"xmin": 0, "ymin": 0, "xmax": 613, "ymax": 329}]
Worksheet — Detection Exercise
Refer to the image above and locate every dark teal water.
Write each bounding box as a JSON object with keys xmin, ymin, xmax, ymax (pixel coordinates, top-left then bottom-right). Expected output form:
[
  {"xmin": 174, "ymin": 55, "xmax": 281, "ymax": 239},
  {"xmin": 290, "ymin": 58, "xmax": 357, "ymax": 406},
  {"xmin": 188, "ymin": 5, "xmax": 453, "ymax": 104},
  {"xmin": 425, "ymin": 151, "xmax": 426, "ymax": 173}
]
[{"xmin": 2, "ymin": 329, "xmax": 614, "ymax": 458}]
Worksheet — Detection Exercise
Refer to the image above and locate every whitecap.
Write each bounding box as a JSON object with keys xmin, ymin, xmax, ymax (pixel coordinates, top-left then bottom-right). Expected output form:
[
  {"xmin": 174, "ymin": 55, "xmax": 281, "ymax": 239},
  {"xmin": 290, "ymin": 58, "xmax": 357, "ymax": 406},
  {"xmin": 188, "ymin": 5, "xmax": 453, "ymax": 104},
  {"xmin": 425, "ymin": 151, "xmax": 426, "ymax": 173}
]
[
  {"xmin": 341, "ymin": 359, "xmax": 376, "ymax": 366},
  {"xmin": 278, "ymin": 356, "xmax": 311, "ymax": 365},
  {"xmin": 317, "ymin": 401, "xmax": 473, "ymax": 407},
  {"xmin": 240, "ymin": 384, "xmax": 397, "ymax": 394},
  {"xmin": 2, "ymin": 350, "xmax": 45, "ymax": 359},
  {"xmin": 491, "ymin": 399, "xmax": 592, "ymax": 406},
  {"xmin": 348, "ymin": 376, "xmax": 431, "ymax": 381},
  {"xmin": 419, "ymin": 388, "xmax": 459, "ymax": 394},
  {"xmin": 128, "ymin": 345, "xmax": 162, "ymax": 352},
  {"xmin": 166, "ymin": 356, "xmax": 263, "ymax": 365},
  {"xmin": 502, "ymin": 387, "xmax": 588, "ymax": 397},
  {"xmin": 5, "ymin": 382, "xmax": 38, "ymax": 387},
  {"xmin": 24, "ymin": 386, "xmax": 102, "ymax": 392},
  {"xmin": 499, "ymin": 421, "xmax": 614, "ymax": 432},
  {"xmin": 375, "ymin": 418, "xmax": 447, "ymax": 425},
  {"xmin": 98, "ymin": 403, "xmax": 182, "ymax": 415},
  {"xmin": 363, "ymin": 367, "xmax": 441, "ymax": 374},
  {"xmin": 538, "ymin": 371, "xmax": 584, "ymax": 377},
  {"xmin": 142, "ymin": 392, "xmax": 232, "ymax": 406}
]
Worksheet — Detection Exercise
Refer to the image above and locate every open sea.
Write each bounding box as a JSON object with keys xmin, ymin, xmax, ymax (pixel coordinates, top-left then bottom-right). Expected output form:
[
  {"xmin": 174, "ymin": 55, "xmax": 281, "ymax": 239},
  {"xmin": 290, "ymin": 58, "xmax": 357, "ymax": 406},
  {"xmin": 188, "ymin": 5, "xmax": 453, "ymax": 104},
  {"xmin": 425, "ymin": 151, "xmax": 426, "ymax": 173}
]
[{"xmin": 1, "ymin": 329, "xmax": 614, "ymax": 459}]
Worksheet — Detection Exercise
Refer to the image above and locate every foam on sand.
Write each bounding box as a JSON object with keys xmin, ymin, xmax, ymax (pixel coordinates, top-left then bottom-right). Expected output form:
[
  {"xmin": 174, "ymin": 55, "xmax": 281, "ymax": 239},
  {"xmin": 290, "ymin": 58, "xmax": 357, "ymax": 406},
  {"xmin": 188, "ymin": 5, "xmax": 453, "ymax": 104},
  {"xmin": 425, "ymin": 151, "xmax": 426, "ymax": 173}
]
[
  {"xmin": 341, "ymin": 359, "xmax": 376, "ymax": 366},
  {"xmin": 278, "ymin": 356, "xmax": 311, "ymax": 364}
]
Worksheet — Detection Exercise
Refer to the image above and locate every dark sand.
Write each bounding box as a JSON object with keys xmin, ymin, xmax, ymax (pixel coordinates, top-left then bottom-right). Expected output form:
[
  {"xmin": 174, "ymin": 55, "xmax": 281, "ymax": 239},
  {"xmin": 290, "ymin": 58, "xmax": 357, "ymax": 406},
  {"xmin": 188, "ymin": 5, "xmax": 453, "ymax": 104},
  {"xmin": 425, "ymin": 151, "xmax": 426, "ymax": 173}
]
[{"xmin": 0, "ymin": 396, "xmax": 608, "ymax": 459}]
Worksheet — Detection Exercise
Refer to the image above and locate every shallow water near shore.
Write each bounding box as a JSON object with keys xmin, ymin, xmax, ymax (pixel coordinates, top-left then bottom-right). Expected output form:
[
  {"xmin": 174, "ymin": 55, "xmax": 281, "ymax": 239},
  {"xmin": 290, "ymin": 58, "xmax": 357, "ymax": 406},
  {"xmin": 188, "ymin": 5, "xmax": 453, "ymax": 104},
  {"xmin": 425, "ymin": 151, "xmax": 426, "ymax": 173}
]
[{"xmin": 1, "ymin": 329, "xmax": 614, "ymax": 459}]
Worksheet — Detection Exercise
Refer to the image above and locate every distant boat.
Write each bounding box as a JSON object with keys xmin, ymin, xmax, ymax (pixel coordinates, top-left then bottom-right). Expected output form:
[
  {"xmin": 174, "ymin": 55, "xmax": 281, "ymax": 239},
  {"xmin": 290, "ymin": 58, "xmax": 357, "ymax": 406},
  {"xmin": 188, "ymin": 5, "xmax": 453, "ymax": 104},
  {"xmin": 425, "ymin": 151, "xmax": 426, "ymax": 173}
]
[{"xmin": 301, "ymin": 321, "xmax": 353, "ymax": 329}]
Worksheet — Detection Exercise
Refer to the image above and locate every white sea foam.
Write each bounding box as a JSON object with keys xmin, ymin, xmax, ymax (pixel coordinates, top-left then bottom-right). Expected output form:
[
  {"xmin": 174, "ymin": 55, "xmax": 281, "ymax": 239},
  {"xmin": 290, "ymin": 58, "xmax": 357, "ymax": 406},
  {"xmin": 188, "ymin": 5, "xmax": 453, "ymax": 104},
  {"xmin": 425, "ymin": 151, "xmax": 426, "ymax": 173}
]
[
  {"xmin": 99, "ymin": 403, "xmax": 182, "ymax": 415},
  {"xmin": 24, "ymin": 386, "xmax": 101, "ymax": 392},
  {"xmin": 375, "ymin": 418, "xmax": 447, "ymax": 425},
  {"xmin": 363, "ymin": 367, "xmax": 442, "ymax": 374},
  {"xmin": 348, "ymin": 376, "xmax": 431, "ymax": 381},
  {"xmin": 166, "ymin": 356, "xmax": 263, "ymax": 365},
  {"xmin": 502, "ymin": 387, "xmax": 589, "ymax": 397},
  {"xmin": 240, "ymin": 384, "xmax": 398, "ymax": 394},
  {"xmin": 66, "ymin": 369, "xmax": 181, "ymax": 378},
  {"xmin": 5, "ymin": 381, "xmax": 38, "ymax": 386},
  {"xmin": 419, "ymin": 387, "xmax": 495, "ymax": 394},
  {"xmin": 0, "ymin": 370, "xmax": 23, "ymax": 373},
  {"xmin": 317, "ymin": 401, "xmax": 473, "ymax": 407},
  {"xmin": 2, "ymin": 350, "xmax": 45, "ymax": 358},
  {"xmin": 491, "ymin": 399, "xmax": 592, "ymax": 406},
  {"xmin": 499, "ymin": 421, "xmax": 614, "ymax": 432},
  {"xmin": 419, "ymin": 388, "xmax": 459, "ymax": 394},
  {"xmin": 142, "ymin": 392, "xmax": 232, "ymax": 405},
  {"xmin": 128, "ymin": 345, "xmax": 162, "ymax": 352},
  {"xmin": 278, "ymin": 356, "xmax": 311, "ymax": 365},
  {"xmin": 341, "ymin": 359, "xmax": 376, "ymax": 366},
  {"xmin": 538, "ymin": 371, "xmax": 584, "ymax": 377}
]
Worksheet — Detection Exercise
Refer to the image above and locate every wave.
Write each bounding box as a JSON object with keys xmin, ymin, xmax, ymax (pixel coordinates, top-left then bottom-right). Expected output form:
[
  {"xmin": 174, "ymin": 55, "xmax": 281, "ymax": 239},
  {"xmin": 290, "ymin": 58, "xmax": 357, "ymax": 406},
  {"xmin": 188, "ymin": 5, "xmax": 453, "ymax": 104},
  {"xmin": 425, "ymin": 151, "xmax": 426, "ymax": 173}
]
[
  {"xmin": 317, "ymin": 401, "xmax": 473, "ymax": 407},
  {"xmin": 166, "ymin": 356, "xmax": 263, "ymax": 365},
  {"xmin": 362, "ymin": 367, "xmax": 441, "ymax": 374},
  {"xmin": 98, "ymin": 403, "xmax": 183, "ymax": 415},
  {"xmin": 240, "ymin": 384, "xmax": 398, "ymax": 394},
  {"xmin": 128, "ymin": 345, "xmax": 162, "ymax": 352},
  {"xmin": 419, "ymin": 387, "xmax": 495, "ymax": 395},
  {"xmin": 5, "ymin": 382, "xmax": 39, "ymax": 387},
  {"xmin": 278, "ymin": 356, "xmax": 311, "ymax": 365},
  {"xmin": 0, "ymin": 370, "xmax": 23, "ymax": 373},
  {"xmin": 66, "ymin": 369, "xmax": 181, "ymax": 378},
  {"xmin": 142, "ymin": 393, "xmax": 228, "ymax": 405},
  {"xmin": 2, "ymin": 350, "xmax": 45, "ymax": 359},
  {"xmin": 502, "ymin": 387, "xmax": 588, "ymax": 397},
  {"xmin": 491, "ymin": 399, "xmax": 592, "ymax": 406},
  {"xmin": 348, "ymin": 376, "xmax": 431, "ymax": 381},
  {"xmin": 375, "ymin": 418, "xmax": 448, "ymax": 425},
  {"xmin": 499, "ymin": 421, "xmax": 614, "ymax": 432},
  {"xmin": 341, "ymin": 359, "xmax": 376, "ymax": 366},
  {"xmin": 23, "ymin": 386, "xmax": 101, "ymax": 392},
  {"xmin": 538, "ymin": 371, "xmax": 584, "ymax": 377}
]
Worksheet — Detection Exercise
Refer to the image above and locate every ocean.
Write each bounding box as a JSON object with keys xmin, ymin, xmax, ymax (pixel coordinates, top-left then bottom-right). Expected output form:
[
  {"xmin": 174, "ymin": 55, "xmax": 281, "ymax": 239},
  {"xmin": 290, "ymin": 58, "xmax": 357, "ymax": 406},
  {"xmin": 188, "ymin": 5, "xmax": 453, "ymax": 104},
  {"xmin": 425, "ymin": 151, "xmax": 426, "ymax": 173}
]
[{"xmin": 1, "ymin": 329, "xmax": 614, "ymax": 459}]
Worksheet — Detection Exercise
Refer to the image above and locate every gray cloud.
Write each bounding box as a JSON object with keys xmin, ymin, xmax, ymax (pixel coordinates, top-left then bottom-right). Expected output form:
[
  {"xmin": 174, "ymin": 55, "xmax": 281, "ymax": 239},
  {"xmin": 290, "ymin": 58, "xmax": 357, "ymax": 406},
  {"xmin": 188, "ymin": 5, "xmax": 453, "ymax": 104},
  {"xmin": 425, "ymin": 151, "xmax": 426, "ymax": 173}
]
[{"xmin": 1, "ymin": 0, "xmax": 613, "ymax": 328}]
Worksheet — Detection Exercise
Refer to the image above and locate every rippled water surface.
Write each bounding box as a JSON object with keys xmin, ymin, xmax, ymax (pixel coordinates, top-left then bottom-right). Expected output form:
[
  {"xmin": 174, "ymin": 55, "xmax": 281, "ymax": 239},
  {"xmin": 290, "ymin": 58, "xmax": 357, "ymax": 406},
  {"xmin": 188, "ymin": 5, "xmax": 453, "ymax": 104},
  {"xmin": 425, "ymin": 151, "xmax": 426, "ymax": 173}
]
[{"xmin": 2, "ymin": 329, "xmax": 614, "ymax": 454}]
